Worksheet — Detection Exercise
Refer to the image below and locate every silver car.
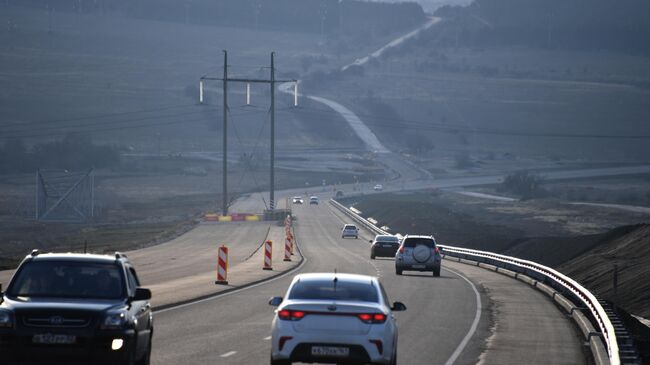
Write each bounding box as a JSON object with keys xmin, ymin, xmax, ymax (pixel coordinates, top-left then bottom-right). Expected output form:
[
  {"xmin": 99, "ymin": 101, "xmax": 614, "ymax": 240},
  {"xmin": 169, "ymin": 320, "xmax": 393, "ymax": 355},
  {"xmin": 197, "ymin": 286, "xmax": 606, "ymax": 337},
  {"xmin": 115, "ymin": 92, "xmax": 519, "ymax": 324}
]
[
  {"xmin": 395, "ymin": 235, "xmax": 442, "ymax": 277},
  {"xmin": 341, "ymin": 224, "xmax": 359, "ymax": 239}
]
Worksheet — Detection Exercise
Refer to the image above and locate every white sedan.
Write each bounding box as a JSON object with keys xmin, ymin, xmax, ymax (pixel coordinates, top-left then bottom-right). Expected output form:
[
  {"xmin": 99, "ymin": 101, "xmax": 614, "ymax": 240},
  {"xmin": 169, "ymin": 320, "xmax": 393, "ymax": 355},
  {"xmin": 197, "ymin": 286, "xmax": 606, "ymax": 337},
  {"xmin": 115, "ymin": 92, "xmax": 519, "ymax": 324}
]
[{"xmin": 269, "ymin": 273, "xmax": 406, "ymax": 365}]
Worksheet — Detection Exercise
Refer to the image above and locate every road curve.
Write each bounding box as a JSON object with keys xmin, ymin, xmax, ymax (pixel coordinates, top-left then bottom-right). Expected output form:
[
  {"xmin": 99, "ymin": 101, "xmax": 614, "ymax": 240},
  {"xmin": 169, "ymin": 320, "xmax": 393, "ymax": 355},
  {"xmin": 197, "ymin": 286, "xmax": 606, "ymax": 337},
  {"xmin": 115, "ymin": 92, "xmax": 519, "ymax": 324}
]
[{"xmin": 150, "ymin": 202, "xmax": 585, "ymax": 365}]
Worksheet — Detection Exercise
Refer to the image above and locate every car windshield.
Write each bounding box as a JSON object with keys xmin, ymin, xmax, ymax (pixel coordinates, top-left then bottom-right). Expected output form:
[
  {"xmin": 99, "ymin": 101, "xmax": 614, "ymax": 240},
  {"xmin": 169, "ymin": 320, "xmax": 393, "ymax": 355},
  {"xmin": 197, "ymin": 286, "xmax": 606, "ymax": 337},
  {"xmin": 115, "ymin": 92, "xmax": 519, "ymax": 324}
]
[
  {"xmin": 288, "ymin": 279, "xmax": 379, "ymax": 303},
  {"xmin": 8, "ymin": 261, "xmax": 125, "ymax": 300},
  {"xmin": 403, "ymin": 238, "xmax": 435, "ymax": 248}
]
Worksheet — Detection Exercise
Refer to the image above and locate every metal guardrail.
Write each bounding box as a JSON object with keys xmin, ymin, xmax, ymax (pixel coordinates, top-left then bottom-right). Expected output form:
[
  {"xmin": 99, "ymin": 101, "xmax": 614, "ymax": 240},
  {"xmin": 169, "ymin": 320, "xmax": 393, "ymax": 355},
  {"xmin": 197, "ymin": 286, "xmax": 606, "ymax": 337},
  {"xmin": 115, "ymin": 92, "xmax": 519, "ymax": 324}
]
[{"xmin": 330, "ymin": 198, "xmax": 620, "ymax": 365}]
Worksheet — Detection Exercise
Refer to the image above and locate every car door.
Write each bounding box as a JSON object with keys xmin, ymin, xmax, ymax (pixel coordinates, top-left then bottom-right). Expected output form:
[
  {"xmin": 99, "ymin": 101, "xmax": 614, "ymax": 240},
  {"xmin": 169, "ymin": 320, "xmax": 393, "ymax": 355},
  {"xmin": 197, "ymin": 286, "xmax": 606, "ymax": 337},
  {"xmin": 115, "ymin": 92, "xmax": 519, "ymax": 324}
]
[{"xmin": 126, "ymin": 266, "xmax": 152, "ymax": 357}]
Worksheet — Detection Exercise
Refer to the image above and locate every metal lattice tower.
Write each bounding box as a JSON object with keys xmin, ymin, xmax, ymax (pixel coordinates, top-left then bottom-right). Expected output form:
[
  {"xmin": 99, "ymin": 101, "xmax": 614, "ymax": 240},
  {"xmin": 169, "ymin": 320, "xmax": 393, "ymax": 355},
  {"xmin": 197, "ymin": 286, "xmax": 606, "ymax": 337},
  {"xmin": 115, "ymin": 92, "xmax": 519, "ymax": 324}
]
[{"xmin": 36, "ymin": 168, "xmax": 94, "ymax": 222}]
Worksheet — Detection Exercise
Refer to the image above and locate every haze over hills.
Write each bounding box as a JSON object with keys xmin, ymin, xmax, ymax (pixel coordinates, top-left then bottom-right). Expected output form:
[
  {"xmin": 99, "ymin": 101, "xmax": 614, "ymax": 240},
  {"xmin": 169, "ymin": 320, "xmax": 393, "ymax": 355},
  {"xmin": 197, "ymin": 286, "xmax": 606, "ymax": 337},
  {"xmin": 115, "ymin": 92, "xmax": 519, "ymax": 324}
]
[{"xmin": 435, "ymin": 0, "xmax": 650, "ymax": 54}]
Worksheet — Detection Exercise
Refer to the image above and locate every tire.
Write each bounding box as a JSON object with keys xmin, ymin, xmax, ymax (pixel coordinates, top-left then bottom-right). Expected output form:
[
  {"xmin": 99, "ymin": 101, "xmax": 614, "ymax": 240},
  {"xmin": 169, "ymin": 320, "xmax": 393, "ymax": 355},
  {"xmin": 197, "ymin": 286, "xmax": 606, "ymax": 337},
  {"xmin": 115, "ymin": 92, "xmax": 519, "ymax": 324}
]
[
  {"xmin": 371, "ymin": 253, "xmax": 376, "ymax": 260},
  {"xmin": 433, "ymin": 267, "xmax": 441, "ymax": 277},
  {"xmin": 136, "ymin": 334, "xmax": 152, "ymax": 365},
  {"xmin": 270, "ymin": 355, "xmax": 291, "ymax": 365},
  {"xmin": 355, "ymin": 236, "xmax": 358, "ymax": 239},
  {"xmin": 124, "ymin": 345, "xmax": 136, "ymax": 365},
  {"xmin": 390, "ymin": 346, "xmax": 397, "ymax": 365},
  {"xmin": 396, "ymin": 268, "xmax": 402, "ymax": 275}
]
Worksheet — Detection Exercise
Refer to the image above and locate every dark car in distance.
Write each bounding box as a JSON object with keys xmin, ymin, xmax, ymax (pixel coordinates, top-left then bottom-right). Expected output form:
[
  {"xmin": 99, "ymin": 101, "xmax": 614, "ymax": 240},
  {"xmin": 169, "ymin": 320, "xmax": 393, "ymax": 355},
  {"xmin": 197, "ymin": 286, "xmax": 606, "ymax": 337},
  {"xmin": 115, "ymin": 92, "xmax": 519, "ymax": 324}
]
[
  {"xmin": 370, "ymin": 235, "xmax": 401, "ymax": 259},
  {"xmin": 0, "ymin": 250, "xmax": 153, "ymax": 365}
]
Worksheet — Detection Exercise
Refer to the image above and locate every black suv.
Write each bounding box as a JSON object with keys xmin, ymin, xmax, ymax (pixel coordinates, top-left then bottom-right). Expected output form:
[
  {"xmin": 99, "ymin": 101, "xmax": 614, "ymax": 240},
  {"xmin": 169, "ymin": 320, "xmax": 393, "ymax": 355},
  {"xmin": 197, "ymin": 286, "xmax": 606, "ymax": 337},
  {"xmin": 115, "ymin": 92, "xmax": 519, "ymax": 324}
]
[{"xmin": 0, "ymin": 250, "xmax": 153, "ymax": 364}]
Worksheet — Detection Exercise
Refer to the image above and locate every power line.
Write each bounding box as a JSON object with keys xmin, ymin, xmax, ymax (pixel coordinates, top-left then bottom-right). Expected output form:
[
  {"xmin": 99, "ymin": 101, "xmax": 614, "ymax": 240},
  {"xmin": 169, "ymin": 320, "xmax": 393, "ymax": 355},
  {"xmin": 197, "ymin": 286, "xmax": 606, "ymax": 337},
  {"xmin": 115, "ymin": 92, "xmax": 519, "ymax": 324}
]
[
  {"xmin": 0, "ymin": 103, "xmax": 198, "ymax": 129},
  {"xmin": 0, "ymin": 108, "xmax": 265, "ymax": 140},
  {"xmin": 278, "ymin": 103, "xmax": 650, "ymax": 140}
]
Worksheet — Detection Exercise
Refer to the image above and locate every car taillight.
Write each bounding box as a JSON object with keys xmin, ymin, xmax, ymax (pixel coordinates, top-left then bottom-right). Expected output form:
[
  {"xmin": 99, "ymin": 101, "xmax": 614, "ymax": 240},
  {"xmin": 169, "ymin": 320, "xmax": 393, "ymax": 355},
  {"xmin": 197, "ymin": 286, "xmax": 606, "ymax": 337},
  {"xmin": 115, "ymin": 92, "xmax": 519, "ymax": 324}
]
[
  {"xmin": 358, "ymin": 313, "xmax": 387, "ymax": 324},
  {"xmin": 278, "ymin": 309, "xmax": 306, "ymax": 321},
  {"xmin": 434, "ymin": 247, "xmax": 440, "ymax": 254},
  {"xmin": 398, "ymin": 246, "xmax": 404, "ymax": 254}
]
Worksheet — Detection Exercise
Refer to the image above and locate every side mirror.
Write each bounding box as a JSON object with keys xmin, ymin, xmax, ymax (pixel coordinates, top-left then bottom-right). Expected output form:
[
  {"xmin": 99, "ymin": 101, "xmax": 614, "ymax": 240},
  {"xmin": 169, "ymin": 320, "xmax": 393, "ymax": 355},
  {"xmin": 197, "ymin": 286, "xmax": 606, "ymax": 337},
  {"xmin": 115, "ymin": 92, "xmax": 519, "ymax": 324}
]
[
  {"xmin": 268, "ymin": 296, "xmax": 283, "ymax": 307},
  {"xmin": 391, "ymin": 301, "xmax": 406, "ymax": 312},
  {"xmin": 133, "ymin": 288, "xmax": 152, "ymax": 301},
  {"xmin": 369, "ymin": 240, "xmax": 373, "ymax": 243}
]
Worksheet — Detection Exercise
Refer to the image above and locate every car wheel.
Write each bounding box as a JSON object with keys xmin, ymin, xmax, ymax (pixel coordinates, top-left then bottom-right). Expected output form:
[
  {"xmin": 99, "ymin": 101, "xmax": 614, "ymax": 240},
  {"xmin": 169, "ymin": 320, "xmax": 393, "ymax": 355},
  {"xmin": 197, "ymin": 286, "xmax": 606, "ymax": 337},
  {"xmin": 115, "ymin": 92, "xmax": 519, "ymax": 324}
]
[
  {"xmin": 355, "ymin": 236, "xmax": 358, "ymax": 239},
  {"xmin": 390, "ymin": 346, "xmax": 397, "ymax": 365},
  {"xmin": 123, "ymin": 343, "xmax": 137, "ymax": 365},
  {"xmin": 136, "ymin": 339, "xmax": 152, "ymax": 365},
  {"xmin": 270, "ymin": 355, "xmax": 291, "ymax": 365},
  {"xmin": 371, "ymin": 253, "xmax": 375, "ymax": 260},
  {"xmin": 396, "ymin": 268, "xmax": 402, "ymax": 275},
  {"xmin": 433, "ymin": 267, "xmax": 441, "ymax": 277}
]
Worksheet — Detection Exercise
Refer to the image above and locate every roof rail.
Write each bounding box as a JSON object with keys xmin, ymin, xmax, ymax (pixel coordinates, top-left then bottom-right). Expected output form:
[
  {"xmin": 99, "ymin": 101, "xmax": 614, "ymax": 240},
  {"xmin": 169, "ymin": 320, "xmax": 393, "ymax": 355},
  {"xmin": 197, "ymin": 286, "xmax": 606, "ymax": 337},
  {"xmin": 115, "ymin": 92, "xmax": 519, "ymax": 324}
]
[
  {"xmin": 30, "ymin": 249, "xmax": 40, "ymax": 257},
  {"xmin": 114, "ymin": 252, "xmax": 128, "ymax": 260}
]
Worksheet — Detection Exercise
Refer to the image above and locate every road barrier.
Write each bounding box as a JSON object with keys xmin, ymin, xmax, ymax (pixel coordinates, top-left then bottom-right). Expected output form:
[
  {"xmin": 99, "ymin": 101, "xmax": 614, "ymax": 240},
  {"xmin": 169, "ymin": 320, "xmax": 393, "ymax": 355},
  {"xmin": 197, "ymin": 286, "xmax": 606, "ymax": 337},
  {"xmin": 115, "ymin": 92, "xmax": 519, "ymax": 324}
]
[
  {"xmin": 215, "ymin": 245, "xmax": 228, "ymax": 285},
  {"xmin": 329, "ymin": 198, "xmax": 622, "ymax": 365},
  {"xmin": 263, "ymin": 240, "xmax": 273, "ymax": 270},
  {"xmin": 284, "ymin": 237, "xmax": 292, "ymax": 262}
]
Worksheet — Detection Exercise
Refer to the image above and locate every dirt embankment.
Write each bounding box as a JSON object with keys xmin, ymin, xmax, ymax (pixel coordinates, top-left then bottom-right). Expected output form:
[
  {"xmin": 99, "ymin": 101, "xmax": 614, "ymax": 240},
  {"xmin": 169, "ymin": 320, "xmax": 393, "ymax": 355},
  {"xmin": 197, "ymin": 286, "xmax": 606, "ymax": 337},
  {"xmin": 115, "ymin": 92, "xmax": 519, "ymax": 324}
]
[{"xmin": 557, "ymin": 224, "xmax": 650, "ymax": 319}]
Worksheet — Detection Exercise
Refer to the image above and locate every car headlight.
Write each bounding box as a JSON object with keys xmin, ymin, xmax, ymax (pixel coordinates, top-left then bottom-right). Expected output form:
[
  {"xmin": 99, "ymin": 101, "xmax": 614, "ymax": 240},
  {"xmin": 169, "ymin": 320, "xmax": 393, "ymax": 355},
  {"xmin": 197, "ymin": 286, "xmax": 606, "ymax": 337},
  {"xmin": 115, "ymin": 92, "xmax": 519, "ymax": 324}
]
[
  {"xmin": 0, "ymin": 310, "xmax": 13, "ymax": 328},
  {"xmin": 101, "ymin": 310, "xmax": 129, "ymax": 329}
]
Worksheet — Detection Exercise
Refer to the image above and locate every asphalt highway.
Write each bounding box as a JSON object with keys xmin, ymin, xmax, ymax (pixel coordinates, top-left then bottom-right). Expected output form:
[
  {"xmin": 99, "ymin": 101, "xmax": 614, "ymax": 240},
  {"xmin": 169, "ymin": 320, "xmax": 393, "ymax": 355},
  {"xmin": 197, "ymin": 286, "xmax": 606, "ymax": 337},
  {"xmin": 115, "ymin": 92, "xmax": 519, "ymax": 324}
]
[
  {"xmin": 150, "ymin": 199, "xmax": 585, "ymax": 365},
  {"xmin": 151, "ymin": 202, "xmax": 487, "ymax": 365}
]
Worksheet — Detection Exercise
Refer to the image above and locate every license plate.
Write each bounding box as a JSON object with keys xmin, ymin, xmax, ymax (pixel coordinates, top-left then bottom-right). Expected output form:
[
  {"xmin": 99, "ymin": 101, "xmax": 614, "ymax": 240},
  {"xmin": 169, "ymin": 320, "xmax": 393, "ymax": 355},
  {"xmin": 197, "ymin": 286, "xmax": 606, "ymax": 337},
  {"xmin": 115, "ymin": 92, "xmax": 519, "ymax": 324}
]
[
  {"xmin": 412, "ymin": 264, "xmax": 425, "ymax": 269},
  {"xmin": 33, "ymin": 333, "xmax": 76, "ymax": 345},
  {"xmin": 311, "ymin": 346, "xmax": 350, "ymax": 357}
]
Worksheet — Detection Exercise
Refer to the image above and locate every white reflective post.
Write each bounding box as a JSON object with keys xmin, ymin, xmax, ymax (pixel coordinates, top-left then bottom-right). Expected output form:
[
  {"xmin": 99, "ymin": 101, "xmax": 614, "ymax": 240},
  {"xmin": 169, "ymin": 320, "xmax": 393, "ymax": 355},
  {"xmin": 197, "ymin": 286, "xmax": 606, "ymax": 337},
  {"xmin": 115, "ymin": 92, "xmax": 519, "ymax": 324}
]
[
  {"xmin": 199, "ymin": 80, "xmax": 204, "ymax": 104},
  {"xmin": 246, "ymin": 83, "xmax": 251, "ymax": 105},
  {"xmin": 294, "ymin": 82, "xmax": 298, "ymax": 107}
]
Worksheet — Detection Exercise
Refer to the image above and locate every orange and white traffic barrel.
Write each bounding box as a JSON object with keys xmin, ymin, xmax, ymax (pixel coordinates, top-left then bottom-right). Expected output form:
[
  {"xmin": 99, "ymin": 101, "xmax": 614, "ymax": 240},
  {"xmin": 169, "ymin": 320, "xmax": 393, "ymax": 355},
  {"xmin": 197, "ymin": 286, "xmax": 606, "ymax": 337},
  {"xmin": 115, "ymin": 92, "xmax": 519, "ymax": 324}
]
[
  {"xmin": 284, "ymin": 237, "xmax": 292, "ymax": 262},
  {"xmin": 215, "ymin": 245, "xmax": 228, "ymax": 285},
  {"xmin": 263, "ymin": 240, "xmax": 273, "ymax": 270}
]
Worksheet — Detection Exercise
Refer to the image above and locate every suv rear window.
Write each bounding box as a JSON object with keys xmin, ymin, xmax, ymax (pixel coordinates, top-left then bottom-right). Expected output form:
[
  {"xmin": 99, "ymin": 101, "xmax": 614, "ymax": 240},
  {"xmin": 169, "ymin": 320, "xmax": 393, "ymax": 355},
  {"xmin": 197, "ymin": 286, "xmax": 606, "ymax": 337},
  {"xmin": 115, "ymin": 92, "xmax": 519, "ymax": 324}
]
[
  {"xmin": 344, "ymin": 225, "xmax": 357, "ymax": 230},
  {"xmin": 403, "ymin": 237, "xmax": 435, "ymax": 248},
  {"xmin": 8, "ymin": 261, "xmax": 125, "ymax": 299},
  {"xmin": 376, "ymin": 235, "xmax": 399, "ymax": 243},
  {"xmin": 289, "ymin": 279, "xmax": 378, "ymax": 303}
]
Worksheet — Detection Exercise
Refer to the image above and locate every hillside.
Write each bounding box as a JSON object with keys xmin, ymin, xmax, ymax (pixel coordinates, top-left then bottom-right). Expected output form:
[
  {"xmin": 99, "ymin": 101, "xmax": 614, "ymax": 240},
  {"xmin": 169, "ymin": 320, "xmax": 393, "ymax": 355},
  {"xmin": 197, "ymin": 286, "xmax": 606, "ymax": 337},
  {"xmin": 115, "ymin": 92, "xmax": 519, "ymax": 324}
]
[
  {"xmin": 557, "ymin": 224, "xmax": 650, "ymax": 319},
  {"xmin": 435, "ymin": 0, "xmax": 650, "ymax": 55}
]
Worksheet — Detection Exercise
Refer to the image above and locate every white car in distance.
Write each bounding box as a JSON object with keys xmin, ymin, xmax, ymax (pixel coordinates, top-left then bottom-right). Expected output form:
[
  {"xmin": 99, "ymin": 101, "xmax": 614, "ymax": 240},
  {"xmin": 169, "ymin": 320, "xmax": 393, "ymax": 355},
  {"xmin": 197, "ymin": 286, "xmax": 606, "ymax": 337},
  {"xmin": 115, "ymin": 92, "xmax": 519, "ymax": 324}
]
[
  {"xmin": 269, "ymin": 273, "xmax": 406, "ymax": 365},
  {"xmin": 341, "ymin": 224, "xmax": 359, "ymax": 239},
  {"xmin": 373, "ymin": 184, "xmax": 383, "ymax": 191}
]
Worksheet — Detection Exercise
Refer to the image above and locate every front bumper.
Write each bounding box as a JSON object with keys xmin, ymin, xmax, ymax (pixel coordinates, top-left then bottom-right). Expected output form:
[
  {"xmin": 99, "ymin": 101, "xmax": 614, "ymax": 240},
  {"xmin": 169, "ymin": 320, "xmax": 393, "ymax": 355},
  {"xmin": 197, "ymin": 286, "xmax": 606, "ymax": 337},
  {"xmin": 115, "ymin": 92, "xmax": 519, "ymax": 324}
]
[{"xmin": 0, "ymin": 328, "xmax": 136, "ymax": 364}]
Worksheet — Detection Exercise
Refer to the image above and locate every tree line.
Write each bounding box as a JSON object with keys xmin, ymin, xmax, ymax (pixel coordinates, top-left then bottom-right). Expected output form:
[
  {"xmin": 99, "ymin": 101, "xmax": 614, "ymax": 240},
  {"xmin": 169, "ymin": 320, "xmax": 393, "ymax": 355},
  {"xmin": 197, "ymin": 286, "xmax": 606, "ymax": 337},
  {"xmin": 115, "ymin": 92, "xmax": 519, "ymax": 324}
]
[
  {"xmin": 0, "ymin": 134, "xmax": 120, "ymax": 174},
  {"xmin": 11, "ymin": 0, "xmax": 425, "ymax": 36}
]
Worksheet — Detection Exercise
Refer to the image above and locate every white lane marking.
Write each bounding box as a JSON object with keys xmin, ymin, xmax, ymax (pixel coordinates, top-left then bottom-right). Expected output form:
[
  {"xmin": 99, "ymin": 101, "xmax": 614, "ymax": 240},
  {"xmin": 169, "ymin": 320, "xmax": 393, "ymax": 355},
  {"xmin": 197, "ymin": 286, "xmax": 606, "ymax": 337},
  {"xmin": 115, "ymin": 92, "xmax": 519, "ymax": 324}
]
[
  {"xmin": 220, "ymin": 351, "xmax": 237, "ymax": 358},
  {"xmin": 155, "ymin": 246, "xmax": 307, "ymax": 314},
  {"xmin": 264, "ymin": 336, "xmax": 272, "ymax": 341},
  {"xmin": 443, "ymin": 267, "xmax": 482, "ymax": 365}
]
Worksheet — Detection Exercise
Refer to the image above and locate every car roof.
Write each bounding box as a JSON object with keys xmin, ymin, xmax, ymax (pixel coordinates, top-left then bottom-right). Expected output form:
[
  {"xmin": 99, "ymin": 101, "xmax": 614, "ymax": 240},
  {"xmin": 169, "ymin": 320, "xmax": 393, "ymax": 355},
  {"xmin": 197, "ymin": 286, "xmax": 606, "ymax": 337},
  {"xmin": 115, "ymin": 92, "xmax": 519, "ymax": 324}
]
[
  {"xmin": 375, "ymin": 235, "xmax": 398, "ymax": 240},
  {"xmin": 403, "ymin": 234, "xmax": 436, "ymax": 240},
  {"xmin": 24, "ymin": 252, "xmax": 127, "ymax": 265},
  {"xmin": 310, "ymin": 196, "xmax": 318, "ymax": 199},
  {"xmin": 293, "ymin": 272, "xmax": 377, "ymax": 285},
  {"xmin": 343, "ymin": 224, "xmax": 357, "ymax": 228}
]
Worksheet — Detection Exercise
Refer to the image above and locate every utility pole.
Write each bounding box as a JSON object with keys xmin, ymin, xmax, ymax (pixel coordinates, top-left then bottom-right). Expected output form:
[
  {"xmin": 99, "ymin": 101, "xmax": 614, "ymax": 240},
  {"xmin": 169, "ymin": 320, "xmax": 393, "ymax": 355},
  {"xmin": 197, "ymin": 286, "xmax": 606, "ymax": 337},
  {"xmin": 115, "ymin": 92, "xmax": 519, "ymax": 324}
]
[
  {"xmin": 270, "ymin": 52, "xmax": 275, "ymax": 210},
  {"xmin": 222, "ymin": 50, "xmax": 228, "ymax": 215},
  {"xmin": 199, "ymin": 52, "xmax": 297, "ymax": 213}
]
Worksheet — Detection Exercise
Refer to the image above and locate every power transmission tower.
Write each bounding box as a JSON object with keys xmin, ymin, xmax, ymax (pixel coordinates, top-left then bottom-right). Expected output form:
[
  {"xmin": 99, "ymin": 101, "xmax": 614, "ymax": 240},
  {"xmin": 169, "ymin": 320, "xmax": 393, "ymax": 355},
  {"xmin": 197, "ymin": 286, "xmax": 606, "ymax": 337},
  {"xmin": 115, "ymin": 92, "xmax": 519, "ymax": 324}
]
[
  {"xmin": 199, "ymin": 51, "xmax": 297, "ymax": 214},
  {"xmin": 36, "ymin": 168, "xmax": 94, "ymax": 222}
]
